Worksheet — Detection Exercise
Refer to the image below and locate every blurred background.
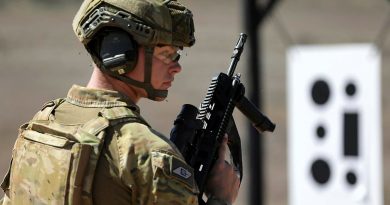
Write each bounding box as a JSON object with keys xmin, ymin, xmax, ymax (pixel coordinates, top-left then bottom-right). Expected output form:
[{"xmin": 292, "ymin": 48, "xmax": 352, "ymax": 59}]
[{"xmin": 0, "ymin": 0, "xmax": 388, "ymax": 204}]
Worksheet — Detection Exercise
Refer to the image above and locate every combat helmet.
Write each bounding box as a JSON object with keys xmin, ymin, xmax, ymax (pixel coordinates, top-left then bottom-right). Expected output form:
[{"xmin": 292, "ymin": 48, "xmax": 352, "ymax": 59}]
[{"xmin": 72, "ymin": 0, "xmax": 195, "ymax": 100}]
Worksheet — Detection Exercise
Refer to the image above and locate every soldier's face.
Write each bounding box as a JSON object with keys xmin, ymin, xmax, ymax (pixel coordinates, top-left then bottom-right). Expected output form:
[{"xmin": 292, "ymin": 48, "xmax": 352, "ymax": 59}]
[
  {"xmin": 126, "ymin": 46, "xmax": 182, "ymax": 98},
  {"xmin": 152, "ymin": 46, "xmax": 182, "ymax": 90}
]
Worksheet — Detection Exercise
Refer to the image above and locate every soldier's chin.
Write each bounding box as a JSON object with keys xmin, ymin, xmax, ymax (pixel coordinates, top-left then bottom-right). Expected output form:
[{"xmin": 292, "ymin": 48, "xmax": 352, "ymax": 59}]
[
  {"xmin": 154, "ymin": 97, "xmax": 165, "ymax": 102},
  {"xmin": 147, "ymin": 89, "xmax": 168, "ymax": 102},
  {"xmin": 154, "ymin": 96, "xmax": 167, "ymax": 102}
]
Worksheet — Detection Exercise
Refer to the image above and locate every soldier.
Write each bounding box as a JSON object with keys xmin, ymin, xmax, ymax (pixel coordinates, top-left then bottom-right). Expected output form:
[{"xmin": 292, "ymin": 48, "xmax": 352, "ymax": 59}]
[{"xmin": 1, "ymin": 0, "xmax": 240, "ymax": 205}]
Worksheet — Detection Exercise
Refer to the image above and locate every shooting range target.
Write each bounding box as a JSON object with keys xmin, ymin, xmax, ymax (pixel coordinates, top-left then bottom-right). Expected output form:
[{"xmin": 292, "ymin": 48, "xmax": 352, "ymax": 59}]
[{"xmin": 287, "ymin": 44, "xmax": 382, "ymax": 205}]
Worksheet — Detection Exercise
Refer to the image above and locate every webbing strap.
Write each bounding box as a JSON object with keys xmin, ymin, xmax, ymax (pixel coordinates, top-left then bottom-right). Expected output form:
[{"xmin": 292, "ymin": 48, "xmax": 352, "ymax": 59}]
[
  {"xmin": 144, "ymin": 46, "xmax": 154, "ymax": 84},
  {"xmin": 78, "ymin": 106, "xmax": 145, "ymax": 202},
  {"xmin": 32, "ymin": 99, "xmax": 65, "ymax": 121},
  {"xmin": 100, "ymin": 106, "xmax": 150, "ymax": 126},
  {"xmin": 81, "ymin": 117, "xmax": 110, "ymax": 137},
  {"xmin": 100, "ymin": 106, "xmax": 136, "ymax": 120}
]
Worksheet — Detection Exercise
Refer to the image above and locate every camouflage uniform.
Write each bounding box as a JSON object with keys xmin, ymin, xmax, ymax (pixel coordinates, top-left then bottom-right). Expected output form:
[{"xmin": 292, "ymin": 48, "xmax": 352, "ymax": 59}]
[
  {"xmin": 1, "ymin": 0, "xmax": 232, "ymax": 204},
  {"xmin": 1, "ymin": 85, "xmax": 199, "ymax": 205}
]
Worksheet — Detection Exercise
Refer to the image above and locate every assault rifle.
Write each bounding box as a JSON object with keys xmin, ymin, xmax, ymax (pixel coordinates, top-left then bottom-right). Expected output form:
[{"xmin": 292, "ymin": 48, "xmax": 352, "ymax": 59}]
[{"xmin": 170, "ymin": 33, "xmax": 275, "ymax": 204}]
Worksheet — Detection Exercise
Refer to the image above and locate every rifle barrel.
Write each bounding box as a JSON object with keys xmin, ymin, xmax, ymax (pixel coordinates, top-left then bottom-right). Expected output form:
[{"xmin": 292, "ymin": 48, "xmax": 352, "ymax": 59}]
[{"xmin": 227, "ymin": 33, "xmax": 247, "ymax": 77}]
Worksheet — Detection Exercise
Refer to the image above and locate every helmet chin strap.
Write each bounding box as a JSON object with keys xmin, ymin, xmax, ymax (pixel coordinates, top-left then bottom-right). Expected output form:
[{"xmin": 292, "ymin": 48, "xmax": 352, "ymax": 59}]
[
  {"xmin": 142, "ymin": 46, "xmax": 169, "ymax": 100},
  {"xmin": 97, "ymin": 46, "xmax": 168, "ymax": 101}
]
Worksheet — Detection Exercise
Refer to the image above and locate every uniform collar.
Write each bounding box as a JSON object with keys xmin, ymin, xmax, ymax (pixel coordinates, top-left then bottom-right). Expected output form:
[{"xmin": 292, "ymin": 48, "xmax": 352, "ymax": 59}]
[{"xmin": 66, "ymin": 84, "xmax": 140, "ymax": 112}]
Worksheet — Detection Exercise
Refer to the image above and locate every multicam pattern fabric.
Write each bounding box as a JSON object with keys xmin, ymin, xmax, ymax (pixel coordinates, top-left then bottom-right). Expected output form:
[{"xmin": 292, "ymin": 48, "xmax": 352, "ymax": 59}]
[
  {"xmin": 72, "ymin": 0, "xmax": 195, "ymax": 47},
  {"xmin": 1, "ymin": 85, "xmax": 199, "ymax": 205},
  {"xmin": 7, "ymin": 132, "xmax": 81, "ymax": 204}
]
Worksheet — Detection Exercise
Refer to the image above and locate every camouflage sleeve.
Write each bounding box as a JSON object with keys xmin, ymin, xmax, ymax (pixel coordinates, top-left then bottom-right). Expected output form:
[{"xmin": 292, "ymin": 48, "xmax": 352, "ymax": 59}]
[
  {"xmin": 114, "ymin": 122, "xmax": 200, "ymax": 204},
  {"xmin": 134, "ymin": 150, "xmax": 199, "ymax": 205}
]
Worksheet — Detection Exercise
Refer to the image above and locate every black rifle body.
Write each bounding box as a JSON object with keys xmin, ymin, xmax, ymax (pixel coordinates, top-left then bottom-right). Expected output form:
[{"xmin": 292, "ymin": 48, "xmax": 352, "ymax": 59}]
[{"xmin": 170, "ymin": 33, "xmax": 275, "ymax": 204}]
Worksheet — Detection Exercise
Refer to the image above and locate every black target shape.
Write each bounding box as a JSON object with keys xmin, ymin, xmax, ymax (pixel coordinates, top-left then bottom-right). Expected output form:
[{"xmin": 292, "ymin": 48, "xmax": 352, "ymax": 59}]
[
  {"xmin": 311, "ymin": 80, "xmax": 331, "ymax": 105},
  {"xmin": 316, "ymin": 125, "xmax": 326, "ymax": 139},
  {"xmin": 346, "ymin": 171, "xmax": 357, "ymax": 185},
  {"xmin": 311, "ymin": 159, "xmax": 331, "ymax": 185},
  {"xmin": 345, "ymin": 82, "xmax": 357, "ymax": 97}
]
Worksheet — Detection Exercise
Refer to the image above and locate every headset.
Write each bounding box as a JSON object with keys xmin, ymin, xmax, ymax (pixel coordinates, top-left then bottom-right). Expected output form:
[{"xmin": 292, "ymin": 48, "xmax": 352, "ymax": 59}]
[
  {"xmin": 89, "ymin": 27, "xmax": 169, "ymax": 100},
  {"xmin": 98, "ymin": 28, "xmax": 138, "ymax": 74}
]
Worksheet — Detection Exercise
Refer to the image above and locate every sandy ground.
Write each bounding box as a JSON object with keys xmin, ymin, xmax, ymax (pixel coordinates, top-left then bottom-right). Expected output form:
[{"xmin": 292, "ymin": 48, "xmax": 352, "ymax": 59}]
[{"xmin": 0, "ymin": 0, "xmax": 389, "ymax": 204}]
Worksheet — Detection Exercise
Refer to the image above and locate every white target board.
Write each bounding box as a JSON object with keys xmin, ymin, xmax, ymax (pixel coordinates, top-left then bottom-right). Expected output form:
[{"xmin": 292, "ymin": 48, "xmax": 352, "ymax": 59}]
[{"xmin": 287, "ymin": 44, "xmax": 382, "ymax": 205}]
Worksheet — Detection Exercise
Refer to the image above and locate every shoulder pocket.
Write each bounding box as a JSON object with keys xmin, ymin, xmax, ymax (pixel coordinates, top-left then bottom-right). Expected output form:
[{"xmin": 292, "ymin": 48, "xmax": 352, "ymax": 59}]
[{"xmin": 151, "ymin": 151, "xmax": 199, "ymax": 205}]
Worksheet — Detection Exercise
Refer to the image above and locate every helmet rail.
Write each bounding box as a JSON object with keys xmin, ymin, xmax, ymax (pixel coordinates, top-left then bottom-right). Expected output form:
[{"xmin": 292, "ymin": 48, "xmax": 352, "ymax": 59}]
[{"xmin": 80, "ymin": 7, "xmax": 160, "ymax": 46}]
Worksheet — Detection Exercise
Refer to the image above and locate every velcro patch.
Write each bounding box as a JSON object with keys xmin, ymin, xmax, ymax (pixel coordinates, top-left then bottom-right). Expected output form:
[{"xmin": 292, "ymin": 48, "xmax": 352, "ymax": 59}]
[
  {"xmin": 173, "ymin": 166, "xmax": 192, "ymax": 179},
  {"xmin": 151, "ymin": 151, "xmax": 197, "ymax": 192},
  {"xmin": 170, "ymin": 156, "xmax": 195, "ymax": 189}
]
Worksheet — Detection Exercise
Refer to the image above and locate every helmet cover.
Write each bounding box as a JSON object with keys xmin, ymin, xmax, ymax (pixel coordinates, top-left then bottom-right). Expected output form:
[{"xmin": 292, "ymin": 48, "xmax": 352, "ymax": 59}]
[{"xmin": 73, "ymin": 0, "xmax": 195, "ymax": 48}]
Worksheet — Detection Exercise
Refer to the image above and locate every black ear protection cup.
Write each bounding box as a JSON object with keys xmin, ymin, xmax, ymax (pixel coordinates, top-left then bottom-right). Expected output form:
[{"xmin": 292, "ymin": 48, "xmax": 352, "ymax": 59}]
[
  {"xmin": 86, "ymin": 28, "xmax": 168, "ymax": 100},
  {"xmin": 99, "ymin": 29, "xmax": 138, "ymax": 75}
]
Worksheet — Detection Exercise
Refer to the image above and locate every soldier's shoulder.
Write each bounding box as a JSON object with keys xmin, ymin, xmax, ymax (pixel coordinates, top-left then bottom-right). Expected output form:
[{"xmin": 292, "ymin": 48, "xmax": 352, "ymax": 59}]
[
  {"xmin": 109, "ymin": 121, "xmax": 199, "ymax": 203},
  {"xmin": 114, "ymin": 121, "xmax": 179, "ymax": 156}
]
